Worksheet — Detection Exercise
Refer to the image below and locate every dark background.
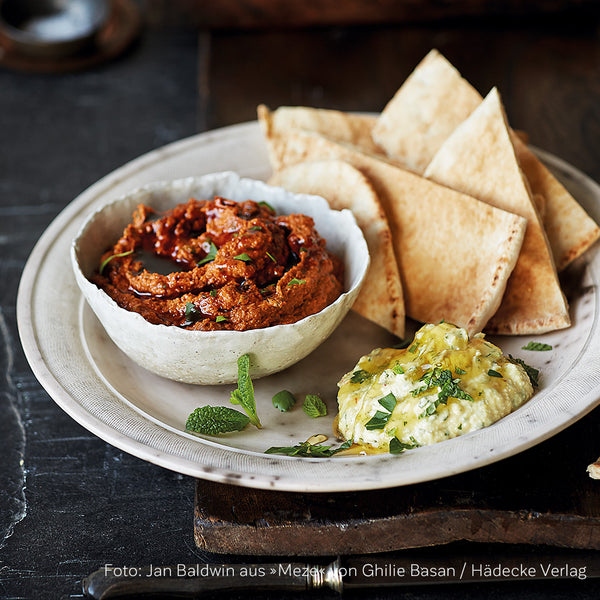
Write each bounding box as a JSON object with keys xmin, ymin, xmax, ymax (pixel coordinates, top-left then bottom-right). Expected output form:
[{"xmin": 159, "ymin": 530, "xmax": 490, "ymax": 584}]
[{"xmin": 1, "ymin": 1, "xmax": 600, "ymax": 598}]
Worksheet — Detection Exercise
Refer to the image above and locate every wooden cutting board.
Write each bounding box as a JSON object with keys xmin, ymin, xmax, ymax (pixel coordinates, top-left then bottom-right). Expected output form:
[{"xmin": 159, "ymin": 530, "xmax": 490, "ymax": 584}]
[{"xmin": 195, "ymin": 405, "xmax": 600, "ymax": 556}]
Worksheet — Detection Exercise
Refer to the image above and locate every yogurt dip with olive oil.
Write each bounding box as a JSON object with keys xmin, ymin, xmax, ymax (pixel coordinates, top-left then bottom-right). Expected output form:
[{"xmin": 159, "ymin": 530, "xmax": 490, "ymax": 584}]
[{"xmin": 336, "ymin": 322, "xmax": 534, "ymax": 452}]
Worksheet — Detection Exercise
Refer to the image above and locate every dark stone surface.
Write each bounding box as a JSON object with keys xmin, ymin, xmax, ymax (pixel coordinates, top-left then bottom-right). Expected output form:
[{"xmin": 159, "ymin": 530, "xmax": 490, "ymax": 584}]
[{"xmin": 1, "ymin": 14, "xmax": 600, "ymax": 600}]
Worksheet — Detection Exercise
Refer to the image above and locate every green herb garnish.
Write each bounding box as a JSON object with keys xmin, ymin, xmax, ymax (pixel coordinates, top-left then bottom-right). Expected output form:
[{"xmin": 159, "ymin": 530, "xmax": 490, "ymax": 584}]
[
  {"xmin": 186, "ymin": 405, "xmax": 250, "ymax": 436},
  {"xmin": 287, "ymin": 278, "xmax": 306, "ymax": 286},
  {"xmin": 258, "ymin": 201, "xmax": 275, "ymax": 212},
  {"xmin": 265, "ymin": 439, "xmax": 352, "ymax": 458},
  {"xmin": 413, "ymin": 367, "xmax": 473, "ymax": 419},
  {"xmin": 233, "ymin": 252, "xmax": 252, "ymax": 262},
  {"xmin": 303, "ymin": 395, "xmax": 328, "ymax": 418},
  {"xmin": 266, "ymin": 251, "xmax": 276, "ymax": 262},
  {"xmin": 215, "ymin": 315, "xmax": 228, "ymax": 323},
  {"xmin": 272, "ymin": 390, "xmax": 297, "ymax": 412},
  {"xmin": 392, "ymin": 363, "xmax": 405, "ymax": 375},
  {"xmin": 508, "ymin": 355, "xmax": 540, "ymax": 388},
  {"xmin": 184, "ymin": 302, "xmax": 203, "ymax": 323},
  {"xmin": 350, "ymin": 369, "xmax": 371, "ymax": 384},
  {"xmin": 389, "ymin": 436, "xmax": 420, "ymax": 454},
  {"xmin": 365, "ymin": 393, "xmax": 397, "ymax": 430},
  {"xmin": 408, "ymin": 343, "xmax": 419, "ymax": 353},
  {"xmin": 230, "ymin": 354, "xmax": 261, "ymax": 428},
  {"xmin": 99, "ymin": 249, "xmax": 134, "ymax": 275},
  {"xmin": 209, "ymin": 289, "xmax": 218, "ymax": 298},
  {"xmin": 487, "ymin": 369, "xmax": 502, "ymax": 378},
  {"xmin": 522, "ymin": 341, "xmax": 552, "ymax": 351},
  {"xmin": 249, "ymin": 225, "xmax": 263, "ymax": 231},
  {"xmin": 197, "ymin": 241, "xmax": 218, "ymax": 266},
  {"xmin": 455, "ymin": 367, "xmax": 466, "ymax": 375}
]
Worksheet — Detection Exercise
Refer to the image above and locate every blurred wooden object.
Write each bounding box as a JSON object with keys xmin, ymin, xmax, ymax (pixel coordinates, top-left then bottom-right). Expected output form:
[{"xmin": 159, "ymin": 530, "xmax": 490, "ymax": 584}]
[{"xmin": 143, "ymin": 0, "xmax": 600, "ymax": 29}]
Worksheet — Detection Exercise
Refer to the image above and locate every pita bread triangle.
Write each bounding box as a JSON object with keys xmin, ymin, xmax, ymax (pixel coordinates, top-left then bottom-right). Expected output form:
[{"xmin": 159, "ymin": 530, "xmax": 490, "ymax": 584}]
[
  {"xmin": 269, "ymin": 160, "xmax": 406, "ymax": 338},
  {"xmin": 265, "ymin": 105, "xmax": 381, "ymax": 154},
  {"xmin": 258, "ymin": 105, "xmax": 527, "ymax": 335},
  {"xmin": 372, "ymin": 49, "xmax": 483, "ymax": 173},
  {"xmin": 424, "ymin": 87, "xmax": 570, "ymax": 334},
  {"xmin": 372, "ymin": 49, "xmax": 599, "ymax": 271},
  {"xmin": 510, "ymin": 132, "xmax": 600, "ymax": 271}
]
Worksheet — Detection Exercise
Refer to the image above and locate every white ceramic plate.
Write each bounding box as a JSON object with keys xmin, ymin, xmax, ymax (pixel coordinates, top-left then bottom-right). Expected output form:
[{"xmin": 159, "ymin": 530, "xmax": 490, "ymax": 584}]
[{"xmin": 17, "ymin": 122, "xmax": 600, "ymax": 492}]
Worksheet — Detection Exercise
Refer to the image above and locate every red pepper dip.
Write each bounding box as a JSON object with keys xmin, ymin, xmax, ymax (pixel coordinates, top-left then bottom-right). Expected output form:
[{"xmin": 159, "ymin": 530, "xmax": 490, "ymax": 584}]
[{"xmin": 92, "ymin": 196, "xmax": 345, "ymax": 331}]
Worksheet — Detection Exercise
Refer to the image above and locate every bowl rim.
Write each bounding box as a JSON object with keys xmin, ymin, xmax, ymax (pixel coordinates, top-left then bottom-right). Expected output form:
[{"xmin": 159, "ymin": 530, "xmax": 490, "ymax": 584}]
[
  {"xmin": 70, "ymin": 171, "xmax": 371, "ymax": 339},
  {"xmin": 0, "ymin": 0, "xmax": 110, "ymax": 47}
]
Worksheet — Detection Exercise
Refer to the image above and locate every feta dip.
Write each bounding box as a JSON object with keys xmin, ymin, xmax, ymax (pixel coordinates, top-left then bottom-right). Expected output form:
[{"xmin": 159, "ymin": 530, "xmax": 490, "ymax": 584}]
[{"xmin": 336, "ymin": 322, "xmax": 535, "ymax": 453}]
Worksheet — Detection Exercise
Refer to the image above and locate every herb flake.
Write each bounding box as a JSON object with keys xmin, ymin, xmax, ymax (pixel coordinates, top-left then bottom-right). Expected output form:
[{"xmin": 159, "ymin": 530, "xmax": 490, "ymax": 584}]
[
  {"xmin": 99, "ymin": 249, "xmax": 134, "ymax": 275},
  {"xmin": 198, "ymin": 241, "xmax": 218, "ymax": 266},
  {"xmin": 265, "ymin": 439, "xmax": 352, "ymax": 458},
  {"xmin": 522, "ymin": 341, "xmax": 552, "ymax": 351}
]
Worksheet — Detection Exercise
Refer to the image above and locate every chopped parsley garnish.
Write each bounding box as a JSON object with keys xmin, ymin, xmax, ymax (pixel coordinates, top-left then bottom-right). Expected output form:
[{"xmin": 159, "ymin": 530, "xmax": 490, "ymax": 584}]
[
  {"xmin": 184, "ymin": 302, "xmax": 203, "ymax": 324},
  {"xmin": 265, "ymin": 439, "xmax": 352, "ymax": 458},
  {"xmin": 508, "ymin": 355, "xmax": 540, "ymax": 388},
  {"xmin": 350, "ymin": 369, "xmax": 371, "ymax": 384},
  {"xmin": 198, "ymin": 241, "xmax": 218, "ymax": 266},
  {"xmin": 229, "ymin": 354, "xmax": 261, "ymax": 428},
  {"xmin": 287, "ymin": 278, "xmax": 306, "ymax": 286},
  {"xmin": 303, "ymin": 395, "xmax": 327, "ymax": 418},
  {"xmin": 99, "ymin": 249, "xmax": 134, "ymax": 274},
  {"xmin": 233, "ymin": 252, "xmax": 252, "ymax": 262},
  {"xmin": 258, "ymin": 201, "xmax": 275, "ymax": 212},
  {"xmin": 186, "ymin": 406, "xmax": 250, "ymax": 436},
  {"xmin": 365, "ymin": 393, "xmax": 397, "ymax": 430},
  {"xmin": 272, "ymin": 390, "xmax": 297, "ymax": 412},
  {"xmin": 389, "ymin": 436, "xmax": 420, "ymax": 454},
  {"xmin": 522, "ymin": 341, "xmax": 552, "ymax": 351},
  {"xmin": 487, "ymin": 369, "xmax": 503, "ymax": 378},
  {"xmin": 413, "ymin": 367, "xmax": 473, "ymax": 419}
]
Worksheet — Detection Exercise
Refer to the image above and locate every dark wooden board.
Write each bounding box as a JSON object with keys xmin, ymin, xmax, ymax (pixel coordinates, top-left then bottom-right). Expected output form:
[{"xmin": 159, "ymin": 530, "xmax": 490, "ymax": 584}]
[{"xmin": 195, "ymin": 404, "xmax": 600, "ymax": 555}]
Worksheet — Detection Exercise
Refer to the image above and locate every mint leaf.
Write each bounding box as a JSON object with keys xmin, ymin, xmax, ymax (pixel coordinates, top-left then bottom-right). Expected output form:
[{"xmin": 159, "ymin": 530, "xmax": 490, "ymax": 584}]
[
  {"xmin": 186, "ymin": 406, "xmax": 250, "ymax": 436},
  {"xmin": 198, "ymin": 241, "xmax": 218, "ymax": 266},
  {"xmin": 389, "ymin": 436, "xmax": 420, "ymax": 454},
  {"xmin": 229, "ymin": 354, "xmax": 261, "ymax": 428},
  {"xmin": 522, "ymin": 341, "xmax": 552, "ymax": 351},
  {"xmin": 265, "ymin": 439, "xmax": 352, "ymax": 458},
  {"xmin": 303, "ymin": 395, "xmax": 327, "ymax": 418},
  {"xmin": 350, "ymin": 369, "xmax": 371, "ymax": 384}
]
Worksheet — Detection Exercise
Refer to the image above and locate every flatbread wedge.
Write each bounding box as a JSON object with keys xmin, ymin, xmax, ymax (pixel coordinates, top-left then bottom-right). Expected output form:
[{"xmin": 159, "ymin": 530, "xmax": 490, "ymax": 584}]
[
  {"xmin": 261, "ymin": 105, "xmax": 381, "ymax": 162},
  {"xmin": 425, "ymin": 88, "xmax": 570, "ymax": 335},
  {"xmin": 372, "ymin": 49, "xmax": 599, "ymax": 271},
  {"xmin": 511, "ymin": 132, "xmax": 600, "ymax": 271},
  {"xmin": 269, "ymin": 159, "xmax": 406, "ymax": 338},
  {"xmin": 372, "ymin": 49, "xmax": 482, "ymax": 173},
  {"xmin": 259, "ymin": 105, "xmax": 527, "ymax": 334}
]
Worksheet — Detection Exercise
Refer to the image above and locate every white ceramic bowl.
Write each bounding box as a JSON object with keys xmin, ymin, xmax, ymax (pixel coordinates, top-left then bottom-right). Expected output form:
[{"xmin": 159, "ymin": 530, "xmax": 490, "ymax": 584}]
[{"xmin": 71, "ymin": 172, "xmax": 369, "ymax": 384}]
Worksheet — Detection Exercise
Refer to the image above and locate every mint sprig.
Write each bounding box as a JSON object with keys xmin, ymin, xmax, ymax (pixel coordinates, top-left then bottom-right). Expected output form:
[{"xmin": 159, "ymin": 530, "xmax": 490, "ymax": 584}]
[
  {"xmin": 230, "ymin": 354, "xmax": 261, "ymax": 428},
  {"xmin": 186, "ymin": 406, "xmax": 250, "ymax": 436}
]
